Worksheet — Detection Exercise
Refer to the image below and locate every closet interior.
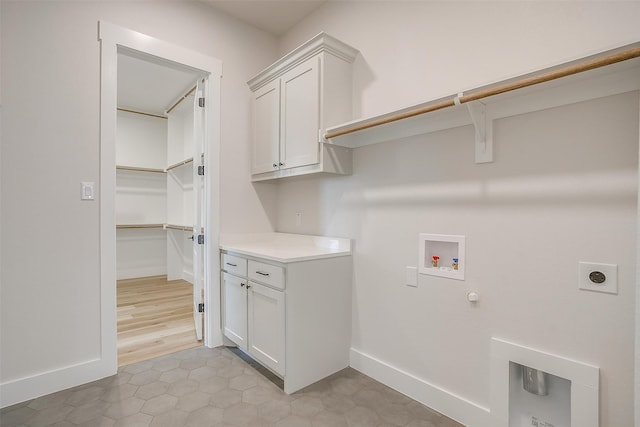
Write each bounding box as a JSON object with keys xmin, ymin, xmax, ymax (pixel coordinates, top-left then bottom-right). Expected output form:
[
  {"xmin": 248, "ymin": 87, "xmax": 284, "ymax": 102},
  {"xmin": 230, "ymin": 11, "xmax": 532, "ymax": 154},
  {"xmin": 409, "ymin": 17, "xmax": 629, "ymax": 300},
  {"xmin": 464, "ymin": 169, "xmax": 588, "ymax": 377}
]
[{"xmin": 115, "ymin": 50, "xmax": 205, "ymax": 366}]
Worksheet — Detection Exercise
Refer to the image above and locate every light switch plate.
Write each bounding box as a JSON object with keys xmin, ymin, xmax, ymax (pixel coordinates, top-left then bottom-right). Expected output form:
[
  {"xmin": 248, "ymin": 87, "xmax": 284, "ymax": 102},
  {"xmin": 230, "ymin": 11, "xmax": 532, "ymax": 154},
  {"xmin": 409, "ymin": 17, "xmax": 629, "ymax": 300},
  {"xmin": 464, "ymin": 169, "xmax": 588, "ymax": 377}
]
[
  {"xmin": 81, "ymin": 182, "xmax": 95, "ymax": 200},
  {"xmin": 578, "ymin": 262, "xmax": 617, "ymax": 294}
]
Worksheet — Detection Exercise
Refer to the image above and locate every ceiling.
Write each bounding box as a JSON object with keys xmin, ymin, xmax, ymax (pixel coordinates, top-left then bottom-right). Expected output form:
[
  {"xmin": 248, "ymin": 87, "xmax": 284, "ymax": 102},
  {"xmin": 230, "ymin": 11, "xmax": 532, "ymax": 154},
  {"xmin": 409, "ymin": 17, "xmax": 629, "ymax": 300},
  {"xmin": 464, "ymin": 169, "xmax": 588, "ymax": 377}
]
[
  {"xmin": 200, "ymin": 0, "xmax": 328, "ymax": 35},
  {"xmin": 117, "ymin": 0, "xmax": 329, "ymax": 114},
  {"xmin": 117, "ymin": 50, "xmax": 204, "ymax": 115}
]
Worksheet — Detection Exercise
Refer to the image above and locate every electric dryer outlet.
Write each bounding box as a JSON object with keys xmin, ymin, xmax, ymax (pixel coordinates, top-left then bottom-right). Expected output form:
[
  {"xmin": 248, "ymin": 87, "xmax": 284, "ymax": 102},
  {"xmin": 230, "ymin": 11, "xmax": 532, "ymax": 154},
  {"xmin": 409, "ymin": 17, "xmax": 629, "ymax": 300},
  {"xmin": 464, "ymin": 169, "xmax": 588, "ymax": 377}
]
[{"xmin": 578, "ymin": 262, "xmax": 617, "ymax": 294}]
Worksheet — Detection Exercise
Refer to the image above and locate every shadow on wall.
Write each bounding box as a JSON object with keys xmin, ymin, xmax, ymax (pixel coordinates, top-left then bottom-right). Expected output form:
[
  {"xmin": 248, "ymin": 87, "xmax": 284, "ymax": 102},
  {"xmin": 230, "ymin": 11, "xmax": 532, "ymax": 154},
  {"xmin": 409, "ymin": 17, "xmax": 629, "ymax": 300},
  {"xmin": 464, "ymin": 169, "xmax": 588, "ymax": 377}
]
[
  {"xmin": 342, "ymin": 91, "xmax": 639, "ymax": 209},
  {"xmin": 338, "ymin": 168, "xmax": 637, "ymax": 209},
  {"xmin": 352, "ymin": 55, "xmax": 376, "ymax": 119},
  {"xmin": 264, "ymin": 91, "xmax": 638, "ymax": 233},
  {"xmin": 253, "ymin": 181, "xmax": 279, "ymax": 230}
]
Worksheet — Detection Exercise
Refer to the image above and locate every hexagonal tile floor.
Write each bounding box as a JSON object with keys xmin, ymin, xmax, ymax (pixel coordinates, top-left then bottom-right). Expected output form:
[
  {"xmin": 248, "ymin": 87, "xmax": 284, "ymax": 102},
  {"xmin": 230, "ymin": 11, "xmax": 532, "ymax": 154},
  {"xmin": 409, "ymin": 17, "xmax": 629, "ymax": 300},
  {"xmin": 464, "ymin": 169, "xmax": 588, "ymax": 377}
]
[{"xmin": 0, "ymin": 346, "xmax": 464, "ymax": 427}]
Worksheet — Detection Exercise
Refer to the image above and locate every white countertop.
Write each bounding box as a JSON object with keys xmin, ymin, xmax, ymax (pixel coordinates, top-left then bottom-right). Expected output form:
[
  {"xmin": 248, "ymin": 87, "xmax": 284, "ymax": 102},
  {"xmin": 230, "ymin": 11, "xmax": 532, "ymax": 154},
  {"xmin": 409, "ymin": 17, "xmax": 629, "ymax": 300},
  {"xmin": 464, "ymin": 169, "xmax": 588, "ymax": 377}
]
[{"xmin": 219, "ymin": 232, "xmax": 351, "ymax": 263}]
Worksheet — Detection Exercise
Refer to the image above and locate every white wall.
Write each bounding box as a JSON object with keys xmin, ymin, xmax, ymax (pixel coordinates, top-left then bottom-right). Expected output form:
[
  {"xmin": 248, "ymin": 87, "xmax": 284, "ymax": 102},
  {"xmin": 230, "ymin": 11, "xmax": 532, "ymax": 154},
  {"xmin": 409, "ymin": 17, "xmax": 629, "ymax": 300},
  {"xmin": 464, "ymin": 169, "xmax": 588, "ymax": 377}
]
[
  {"xmin": 116, "ymin": 229, "xmax": 167, "ymax": 280},
  {"xmin": 115, "ymin": 112, "xmax": 168, "ymax": 280},
  {"xmin": 275, "ymin": 2, "xmax": 640, "ymax": 426},
  {"xmin": 0, "ymin": 0, "xmax": 278, "ymax": 404},
  {"xmin": 281, "ymin": 1, "xmax": 640, "ymax": 120},
  {"xmin": 116, "ymin": 111, "xmax": 167, "ymax": 169}
]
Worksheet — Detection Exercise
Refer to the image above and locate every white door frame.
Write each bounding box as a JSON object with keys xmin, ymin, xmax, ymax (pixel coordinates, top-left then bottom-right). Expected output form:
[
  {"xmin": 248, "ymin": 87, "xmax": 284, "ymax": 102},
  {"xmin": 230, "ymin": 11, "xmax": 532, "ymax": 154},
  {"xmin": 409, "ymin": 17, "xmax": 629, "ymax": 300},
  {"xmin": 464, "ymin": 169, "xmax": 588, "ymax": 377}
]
[
  {"xmin": 636, "ymin": 93, "xmax": 640, "ymax": 426},
  {"xmin": 99, "ymin": 21, "xmax": 223, "ymax": 373}
]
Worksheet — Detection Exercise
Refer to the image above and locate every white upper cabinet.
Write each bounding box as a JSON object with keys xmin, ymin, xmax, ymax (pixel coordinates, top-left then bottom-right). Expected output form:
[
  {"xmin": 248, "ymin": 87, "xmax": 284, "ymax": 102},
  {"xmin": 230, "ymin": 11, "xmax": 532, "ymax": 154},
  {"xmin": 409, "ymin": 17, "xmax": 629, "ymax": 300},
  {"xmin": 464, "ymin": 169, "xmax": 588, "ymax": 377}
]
[
  {"xmin": 280, "ymin": 57, "xmax": 320, "ymax": 171},
  {"xmin": 248, "ymin": 33, "xmax": 359, "ymax": 182},
  {"xmin": 251, "ymin": 80, "xmax": 280, "ymax": 174}
]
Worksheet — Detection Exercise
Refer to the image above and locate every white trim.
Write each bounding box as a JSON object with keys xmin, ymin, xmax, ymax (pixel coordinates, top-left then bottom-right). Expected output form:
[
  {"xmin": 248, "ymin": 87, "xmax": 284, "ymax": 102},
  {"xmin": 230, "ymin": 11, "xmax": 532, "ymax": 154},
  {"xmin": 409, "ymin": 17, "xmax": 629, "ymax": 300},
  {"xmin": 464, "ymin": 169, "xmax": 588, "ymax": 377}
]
[
  {"xmin": 97, "ymin": 20, "xmax": 119, "ymax": 385},
  {"xmin": 99, "ymin": 21, "xmax": 223, "ymax": 354},
  {"xmin": 202, "ymin": 69, "xmax": 222, "ymax": 346},
  {"xmin": 0, "ymin": 21, "xmax": 223, "ymax": 408},
  {"xmin": 635, "ymin": 89, "xmax": 640, "ymax": 426},
  {"xmin": 0, "ymin": 359, "xmax": 112, "ymax": 408},
  {"xmin": 99, "ymin": 22, "xmax": 222, "ymax": 77},
  {"xmin": 117, "ymin": 267, "xmax": 167, "ymax": 281},
  {"xmin": 349, "ymin": 348, "xmax": 491, "ymax": 427}
]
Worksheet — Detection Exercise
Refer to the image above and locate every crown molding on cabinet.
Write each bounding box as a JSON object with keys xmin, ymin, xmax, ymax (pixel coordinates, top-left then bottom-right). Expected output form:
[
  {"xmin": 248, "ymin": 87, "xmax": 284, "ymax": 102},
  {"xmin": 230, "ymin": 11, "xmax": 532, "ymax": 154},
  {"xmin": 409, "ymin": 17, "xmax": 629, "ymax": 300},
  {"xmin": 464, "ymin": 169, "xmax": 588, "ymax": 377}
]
[{"xmin": 247, "ymin": 32, "xmax": 359, "ymax": 91}]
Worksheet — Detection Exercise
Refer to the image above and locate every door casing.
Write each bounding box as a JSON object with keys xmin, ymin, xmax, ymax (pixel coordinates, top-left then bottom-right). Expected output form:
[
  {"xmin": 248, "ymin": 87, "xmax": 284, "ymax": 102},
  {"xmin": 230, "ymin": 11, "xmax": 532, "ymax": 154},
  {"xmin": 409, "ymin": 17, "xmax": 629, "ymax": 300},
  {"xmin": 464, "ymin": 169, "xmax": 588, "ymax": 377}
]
[{"xmin": 99, "ymin": 21, "xmax": 223, "ymax": 373}]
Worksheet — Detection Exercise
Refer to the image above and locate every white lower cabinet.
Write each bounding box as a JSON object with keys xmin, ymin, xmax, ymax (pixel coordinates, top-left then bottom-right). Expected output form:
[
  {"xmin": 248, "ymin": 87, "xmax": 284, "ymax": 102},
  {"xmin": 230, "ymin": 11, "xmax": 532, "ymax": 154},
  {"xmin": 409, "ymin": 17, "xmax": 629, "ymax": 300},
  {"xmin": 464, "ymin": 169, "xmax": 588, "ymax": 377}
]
[
  {"xmin": 222, "ymin": 272, "xmax": 248, "ymax": 351},
  {"xmin": 220, "ymin": 249, "xmax": 351, "ymax": 394},
  {"xmin": 248, "ymin": 281, "xmax": 285, "ymax": 376}
]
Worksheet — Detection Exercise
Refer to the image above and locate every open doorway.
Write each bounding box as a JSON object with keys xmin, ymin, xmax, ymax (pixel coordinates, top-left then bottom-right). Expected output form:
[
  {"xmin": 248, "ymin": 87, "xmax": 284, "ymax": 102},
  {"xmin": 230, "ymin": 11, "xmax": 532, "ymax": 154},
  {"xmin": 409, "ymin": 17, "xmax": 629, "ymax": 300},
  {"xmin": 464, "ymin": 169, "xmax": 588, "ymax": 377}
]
[
  {"xmin": 100, "ymin": 22, "xmax": 223, "ymax": 373},
  {"xmin": 115, "ymin": 50, "xmax": 206, "ymax": 366}
]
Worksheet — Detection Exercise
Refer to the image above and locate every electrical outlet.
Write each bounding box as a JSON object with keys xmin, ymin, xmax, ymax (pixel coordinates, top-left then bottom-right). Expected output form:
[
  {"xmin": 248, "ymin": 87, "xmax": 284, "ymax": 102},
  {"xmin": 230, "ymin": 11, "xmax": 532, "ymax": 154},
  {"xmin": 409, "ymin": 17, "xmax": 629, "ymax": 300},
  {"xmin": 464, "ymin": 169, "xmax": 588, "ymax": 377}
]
[{"xmin": 578, "ymin": 262, "xmax": 617, "ymax": 294}]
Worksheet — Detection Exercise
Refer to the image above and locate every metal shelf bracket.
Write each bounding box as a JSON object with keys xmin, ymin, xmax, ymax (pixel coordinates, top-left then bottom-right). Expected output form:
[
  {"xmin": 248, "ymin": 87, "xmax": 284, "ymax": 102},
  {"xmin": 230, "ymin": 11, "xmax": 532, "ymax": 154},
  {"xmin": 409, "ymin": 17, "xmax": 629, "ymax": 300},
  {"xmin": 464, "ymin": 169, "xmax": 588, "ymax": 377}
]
[{"xmin": 466, "ymin": 100, "xmax": 493, "ymax": 164}]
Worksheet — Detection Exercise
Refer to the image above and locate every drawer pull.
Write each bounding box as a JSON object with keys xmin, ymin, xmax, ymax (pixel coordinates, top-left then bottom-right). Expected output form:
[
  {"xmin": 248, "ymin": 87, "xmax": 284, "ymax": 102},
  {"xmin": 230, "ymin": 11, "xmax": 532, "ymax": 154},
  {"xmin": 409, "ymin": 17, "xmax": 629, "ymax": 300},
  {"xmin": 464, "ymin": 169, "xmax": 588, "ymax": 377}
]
[
  {"xmin": 226, "ymin": 262, "xmax": 237, "ymax": 267},
  {"xmin": 256, "ymin": 271, "xmax": 270, "ymax": 276}
]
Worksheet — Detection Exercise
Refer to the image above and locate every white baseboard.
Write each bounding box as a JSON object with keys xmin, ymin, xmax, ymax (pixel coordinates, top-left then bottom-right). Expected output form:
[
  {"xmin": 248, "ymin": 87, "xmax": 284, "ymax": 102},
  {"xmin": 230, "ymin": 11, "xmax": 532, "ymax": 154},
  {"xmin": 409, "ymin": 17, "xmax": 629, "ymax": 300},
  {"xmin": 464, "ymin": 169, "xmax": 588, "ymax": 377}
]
[
  {"xmin": 0, "ymin": 358, "xmax": 116, "ymax": 408},
  {"xmin": 183, "ymin": 270, "xmax": 194, "ymax": 284},
  {"xmin": 349, "ymin": 348, "xmax": 491, "ymax": 427},
  {"xmin": 116, "ymin": 266, "xmax": 166, "ymax": 280}
]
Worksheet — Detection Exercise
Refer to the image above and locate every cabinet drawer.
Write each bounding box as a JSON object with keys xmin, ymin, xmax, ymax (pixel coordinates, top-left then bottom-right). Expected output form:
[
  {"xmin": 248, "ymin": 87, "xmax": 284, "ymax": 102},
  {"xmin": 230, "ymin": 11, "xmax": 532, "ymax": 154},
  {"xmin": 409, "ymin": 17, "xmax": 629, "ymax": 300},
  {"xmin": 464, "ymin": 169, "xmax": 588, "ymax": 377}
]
[
  {"xmin": 222, "ymin": 253, "xmax": 247, "ymax": 277},
  {"xmin": 248, "ymin": 260, "xmax": 285, "ymax": 290}
]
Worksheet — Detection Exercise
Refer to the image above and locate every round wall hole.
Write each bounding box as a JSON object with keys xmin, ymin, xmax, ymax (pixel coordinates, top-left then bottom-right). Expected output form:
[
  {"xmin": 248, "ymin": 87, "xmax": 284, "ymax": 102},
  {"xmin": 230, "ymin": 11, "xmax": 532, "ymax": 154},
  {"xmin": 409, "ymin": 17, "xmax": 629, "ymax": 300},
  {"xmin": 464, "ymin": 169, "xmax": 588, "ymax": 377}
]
[{"xmin": 589, "ymin": 271, "xmax": 606, "ymax": 284}]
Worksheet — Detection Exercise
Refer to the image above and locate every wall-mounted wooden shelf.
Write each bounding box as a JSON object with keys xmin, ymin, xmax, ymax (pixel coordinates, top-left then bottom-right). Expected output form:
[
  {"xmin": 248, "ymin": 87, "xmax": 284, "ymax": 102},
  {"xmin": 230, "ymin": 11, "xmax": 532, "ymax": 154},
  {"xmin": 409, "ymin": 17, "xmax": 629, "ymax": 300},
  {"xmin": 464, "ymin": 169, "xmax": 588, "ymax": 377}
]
[
  {"xmin": 166, "ymin": 153, "xmax": 204, "ymax": 172},
  {"xmin": 165, "ymin": 224, "xmax": 192, "ymax": 231},
  {"xmin": 165, "ymin": 225, "xmax": 205, "ymax": 237},
  {"xmin": 116, "ymin": 165, "xmax": 166, "ymax": 173},
  {"xmin": 116, "ymin": 224, "xmax": 165, "ymax": 229},
  {"xmin": 166, "ymin": 157, "xmax": 194, "ymax": 172},
  {"xmin": 324, "ymin": 42, "xmax": 640, "ymax": 164},
  {"xmin": 116, "ymin": 224, "xmax": 203, "ymax": 233}
]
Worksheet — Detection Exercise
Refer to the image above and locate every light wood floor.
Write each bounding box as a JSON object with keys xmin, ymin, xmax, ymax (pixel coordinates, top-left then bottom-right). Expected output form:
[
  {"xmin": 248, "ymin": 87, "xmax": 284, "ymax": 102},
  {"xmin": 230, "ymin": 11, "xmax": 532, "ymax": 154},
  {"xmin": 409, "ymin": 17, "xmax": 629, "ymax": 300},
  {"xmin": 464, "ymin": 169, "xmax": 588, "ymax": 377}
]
[{"xmin": 117, "ymin": 275, "xmax": 201, "ymax": 367}]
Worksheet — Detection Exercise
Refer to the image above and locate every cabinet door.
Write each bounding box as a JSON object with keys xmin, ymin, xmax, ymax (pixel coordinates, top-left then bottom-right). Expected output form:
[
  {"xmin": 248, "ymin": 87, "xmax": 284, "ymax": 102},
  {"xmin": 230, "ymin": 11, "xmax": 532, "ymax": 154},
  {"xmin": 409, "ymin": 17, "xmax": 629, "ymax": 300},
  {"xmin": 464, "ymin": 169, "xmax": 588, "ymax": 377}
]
[
  {"xmin": 252, "ymin": 80, "xmax": 280, "ymax": 174},
  {"xmin": 222, "ymin": 272, "xmax": 248, "ymax": 351},
  {"xmin": 280, "ymin": 56, "xmax": 320, "ymax": 170},
  {"xmin": 248, "ymin": 281, "xmax": 285, "ymax": 376}
]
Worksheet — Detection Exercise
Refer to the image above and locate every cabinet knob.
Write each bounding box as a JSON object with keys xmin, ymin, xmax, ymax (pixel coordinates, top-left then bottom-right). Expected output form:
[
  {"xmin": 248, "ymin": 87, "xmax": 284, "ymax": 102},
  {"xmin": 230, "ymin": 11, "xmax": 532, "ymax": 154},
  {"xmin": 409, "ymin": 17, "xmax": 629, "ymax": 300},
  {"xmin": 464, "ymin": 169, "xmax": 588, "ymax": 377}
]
[
  {"xmin": 241, "ymin": 282, "xmax": 246, "ymax": 287},
  {"xmin": 272, "ymin": 163, "xmax": 278, "ymax": 169},
  {"xmin": 279, "ymin": 162, "xmax": 285, "ymax": 167}
]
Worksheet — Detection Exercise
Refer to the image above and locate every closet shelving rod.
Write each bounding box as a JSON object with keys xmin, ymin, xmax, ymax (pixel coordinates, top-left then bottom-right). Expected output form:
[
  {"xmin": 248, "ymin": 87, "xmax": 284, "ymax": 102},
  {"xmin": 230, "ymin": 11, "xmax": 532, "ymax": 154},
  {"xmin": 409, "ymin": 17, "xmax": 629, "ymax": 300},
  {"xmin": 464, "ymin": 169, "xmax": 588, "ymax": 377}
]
[
  {"xmin": 116, "ymin": 224, "xmax": 165, "ymax": 229},
  {"xmin": 116, "ymin": 165, "xmax": 166, "ymax": 173},
  {"xmin": 117, "ymin": 108, "xmax": 168, "ymax": 120},
  {"xmin": 166, "ymin": 85, "xmax": 197, "ymax": 114},
  {"xmin": 165, "ymin": 224, "xmax": 190, "ymax": 231},
  {"xmin": 165, "ymin": 224, "xmax": 205, "ymax": 233},
  {"xmin": 166, "ymin": 157, "xmax": 194, "ymax": 171},
  {"xmin": 324, "ymin": 44, "xmax": 640, "ymax": 140},
  {"xmin": 460, "ymin": 45, "xmax": 640, "ymax": 103}
]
